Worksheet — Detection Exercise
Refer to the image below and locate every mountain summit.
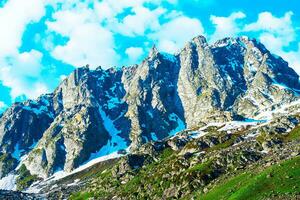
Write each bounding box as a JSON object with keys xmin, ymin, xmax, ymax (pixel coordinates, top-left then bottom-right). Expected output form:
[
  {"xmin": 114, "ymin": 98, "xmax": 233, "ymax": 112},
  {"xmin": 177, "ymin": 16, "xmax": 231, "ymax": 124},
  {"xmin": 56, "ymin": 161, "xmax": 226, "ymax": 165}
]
[{"xmin": 0, "ymin": 35, "xmax": 299, "ymax": 183}]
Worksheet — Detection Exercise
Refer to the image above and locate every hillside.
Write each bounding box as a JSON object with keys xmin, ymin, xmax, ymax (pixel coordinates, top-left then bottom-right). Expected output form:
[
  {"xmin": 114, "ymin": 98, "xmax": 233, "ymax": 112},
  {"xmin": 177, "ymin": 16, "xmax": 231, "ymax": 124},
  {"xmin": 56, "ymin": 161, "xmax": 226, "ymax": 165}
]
[{"xmin": 0, "ymin": 35, "xmax": 300, "ymax": 199}]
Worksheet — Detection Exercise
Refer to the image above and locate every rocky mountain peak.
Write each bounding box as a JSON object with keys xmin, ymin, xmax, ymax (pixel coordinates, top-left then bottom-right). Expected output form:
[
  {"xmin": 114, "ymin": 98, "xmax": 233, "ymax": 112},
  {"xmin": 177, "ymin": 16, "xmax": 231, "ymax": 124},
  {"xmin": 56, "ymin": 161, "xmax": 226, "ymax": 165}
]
[
  {"xmin": 0, "ymin": 35, "xmax": 299, "ymax": 181},
  {"xmin": 191, "ymin": 35, "xmax": 208, "ymax": 48},
  {"xmin": 148, "ymin": 45, "xmax": 159, "ymax": 60}
]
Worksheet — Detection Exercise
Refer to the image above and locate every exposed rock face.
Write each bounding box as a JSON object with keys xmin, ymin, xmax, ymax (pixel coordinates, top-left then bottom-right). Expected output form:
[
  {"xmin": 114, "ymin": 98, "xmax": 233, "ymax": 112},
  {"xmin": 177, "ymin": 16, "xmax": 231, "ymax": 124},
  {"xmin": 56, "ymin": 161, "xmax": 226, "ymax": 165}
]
[
  {"xmin": 0, "ymin": 96, "xmax": 55, "ymax": 178},
  {"xmin": 178, "ymin": 36, "xmax": 233, "ymax": 127},
  {"xmin": 0, "ymin": 35, "xmax": 299, "ymax": 179},
  {"xmin": 23, "ymin": 67, "xmax": 129, "ymax": 178},
  {"xmin": 48, "ymin": 112, "xmax": 300, "ymax": 200},
  {"xmin": 178, "ymin": 36, "xmax": 300, "ymax": 125},
  {"xmin": 123, "ymin": 46, "xmax": 185, "ymax": 149}
]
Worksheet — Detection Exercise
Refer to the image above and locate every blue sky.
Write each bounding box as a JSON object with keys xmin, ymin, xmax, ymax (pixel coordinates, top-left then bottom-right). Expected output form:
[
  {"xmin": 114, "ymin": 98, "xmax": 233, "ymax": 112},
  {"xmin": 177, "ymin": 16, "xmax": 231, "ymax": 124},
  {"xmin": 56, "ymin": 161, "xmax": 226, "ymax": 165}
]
[{"xmin": 0, "ymin": 0, "xmax": 300, "ymax": 112}]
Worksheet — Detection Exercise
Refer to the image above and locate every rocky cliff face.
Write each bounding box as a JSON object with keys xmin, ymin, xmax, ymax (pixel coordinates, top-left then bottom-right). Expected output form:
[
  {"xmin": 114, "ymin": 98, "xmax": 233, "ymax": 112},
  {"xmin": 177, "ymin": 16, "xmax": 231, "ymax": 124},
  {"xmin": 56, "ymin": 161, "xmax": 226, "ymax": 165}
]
[{"xmin": 0, "ymin": 35, "xmax": 299, "ymax": 180}]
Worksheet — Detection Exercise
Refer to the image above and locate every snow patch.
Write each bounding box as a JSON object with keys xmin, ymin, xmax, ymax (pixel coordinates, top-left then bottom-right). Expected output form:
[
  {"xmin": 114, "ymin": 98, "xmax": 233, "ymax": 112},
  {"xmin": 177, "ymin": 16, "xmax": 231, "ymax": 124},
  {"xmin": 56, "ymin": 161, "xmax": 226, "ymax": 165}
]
[
  {"xmin": 107, "ymin": 97, "xmax": 121, "ymax": 109},
  {"xmin": 147, "ymin": 110, "xmax": 154, "ymax": 118},
  {"xmin": 88, "ymin": 106, "xmax": 128, "ymax": 161},
  {"xmin": 142, "ymin": 136, "xmax": 149, "ymax": 143},
  {"xmin": 0, "ymin": 174, "xmax": 17, "ymax": 190},
  {"xmin": 218, "ymin": 121, "xmax": 260, "ymax": 132},
  {"xmin": 168, "ymin": 113, "xmax": 186, "ymax": 136},
  {"xmin": 244, "ymin": 131, "xmax": 259, "ymax": 140},
  {"xmin": 150, "ymin": 132, "xmax": 158, "ymax": 141},
  {"xmin": 254, "ymin": 99, "xmax": 300, "ymax": 121},
  {"xmin": 67, "ymin": 179, "xmax": 80, "ymax": 187},
  {"xmin": 246, "ymin": 60, "xmax": 257, "ymax": 72},
  {"xmin": 53, "ymin": 151, "xmax": 125, "ymax": 182},
  {"xmin": 110, "ymin": 84, "xmax": 117, "ymax": 92},
  {"xmin": 188, "ymin": 130, "xmax": 207, "ymax": 139},
  {"xmin": 26, "ymin": 151, "xmax": 127, "ymax": 193},
  {"xmin": 247, "ymin": 95, "xmax": 259, "ymax": 107},
  {"xmin": 12, "ymin": 143, "xmax": 24, "ymax": 161},
  {"xmin": 198, "ymin": 122, "xmax": 224, "ymax": 131},
  {"xmin": 29, "ymin": 141, "xmax": 38, "ymax": 149}
]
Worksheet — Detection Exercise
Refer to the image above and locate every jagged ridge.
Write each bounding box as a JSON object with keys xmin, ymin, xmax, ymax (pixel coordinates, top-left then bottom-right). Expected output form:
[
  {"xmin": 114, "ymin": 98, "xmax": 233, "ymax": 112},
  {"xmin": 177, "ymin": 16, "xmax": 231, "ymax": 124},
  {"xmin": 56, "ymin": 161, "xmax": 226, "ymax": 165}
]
[{"xmin": 0, "ymin": 35, "xmax": 299, "ymax": 181}]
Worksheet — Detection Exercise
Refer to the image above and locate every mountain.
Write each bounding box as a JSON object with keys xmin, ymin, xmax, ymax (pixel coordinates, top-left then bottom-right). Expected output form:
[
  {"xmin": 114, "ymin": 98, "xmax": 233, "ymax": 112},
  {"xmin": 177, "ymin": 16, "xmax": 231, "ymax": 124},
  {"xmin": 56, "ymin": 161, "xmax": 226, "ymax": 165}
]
[{"xmin": 0, "ymin": 35, "xmax": 300, "ymax": 198}]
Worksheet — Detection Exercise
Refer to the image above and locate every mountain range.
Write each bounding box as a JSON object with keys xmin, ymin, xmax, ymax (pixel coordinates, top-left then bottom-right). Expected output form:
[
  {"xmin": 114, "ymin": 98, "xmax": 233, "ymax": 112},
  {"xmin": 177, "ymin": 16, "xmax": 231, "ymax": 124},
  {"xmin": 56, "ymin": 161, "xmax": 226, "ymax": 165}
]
[{"xmin": 0, "ymin": 35, "xmax": 300, "ymax": 199}]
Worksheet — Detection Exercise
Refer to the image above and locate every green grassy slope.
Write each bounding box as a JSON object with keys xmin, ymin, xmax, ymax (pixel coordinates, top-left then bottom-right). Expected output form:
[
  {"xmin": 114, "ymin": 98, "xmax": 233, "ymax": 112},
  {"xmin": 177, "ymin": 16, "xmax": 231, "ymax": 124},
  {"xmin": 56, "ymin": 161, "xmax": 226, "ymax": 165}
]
[
  {"xmin": 67, "ymin": 123, "xmax": 300, "ymax": 200},
  {"xmin": 199, "ymin": 156, "xmax": 300, "ymax": 200}
]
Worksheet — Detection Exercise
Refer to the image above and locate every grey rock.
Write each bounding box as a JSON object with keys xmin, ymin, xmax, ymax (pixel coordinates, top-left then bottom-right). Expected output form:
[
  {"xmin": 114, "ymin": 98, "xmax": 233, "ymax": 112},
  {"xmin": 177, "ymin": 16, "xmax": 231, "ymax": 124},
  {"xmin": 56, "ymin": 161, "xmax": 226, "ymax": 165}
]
[{"xmin": 0, "ymin": 35, "xmax": 299, "ymax": 180}]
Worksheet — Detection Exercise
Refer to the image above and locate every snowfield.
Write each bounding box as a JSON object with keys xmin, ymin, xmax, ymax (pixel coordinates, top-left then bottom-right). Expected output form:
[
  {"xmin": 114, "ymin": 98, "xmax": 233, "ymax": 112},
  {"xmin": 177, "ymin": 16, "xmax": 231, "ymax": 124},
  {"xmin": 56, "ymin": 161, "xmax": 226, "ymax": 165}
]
[{"xmin": 0, "ymin": 174, "xmax": 17, "ymax": 191}]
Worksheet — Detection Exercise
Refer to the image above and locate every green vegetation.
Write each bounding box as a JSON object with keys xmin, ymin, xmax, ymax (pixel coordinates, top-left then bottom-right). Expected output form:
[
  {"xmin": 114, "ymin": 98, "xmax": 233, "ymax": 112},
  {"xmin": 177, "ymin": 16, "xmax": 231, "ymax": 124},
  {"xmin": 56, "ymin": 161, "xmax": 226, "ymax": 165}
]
[
  {"xmin": 69, "ymin": 148, "xmax": 178, "ymax": 199},
  {"xmin": 0, "ymin": 153, "xmax": 17, "ymax": 175},
  {"xmin": 57, "ymin": 158, "xmax": 117, "ymax": 184},
  {"xmin": 256, "ymin": 131, "xmax": 268, "ymax": 144},
  {"xmin": 256, "ymin": 124, "xmax": 300, "ymax": 144},
  {"xmin": 186, "ymin": 159, "xmax": 213, "ymax": 173},
  {"xmin": 199, "ymin": 156, "xmax": 300, "ymax": 200},
  {"xmin": 69, "ymin": 192, "xmax": 93, "ymax": 200},
  {"xmin": 159, "ymin": 147, "xmax": 173, "ymax": 159},
  {"xmin": 284, "ymin": 125, "xmax": 300, "ymax": 142},
  {"xmin": 16, "ymin": 164, "xmax": 39, "ymax": 191},
  {"xmin": 68, "ymin": 125, "xmax": 300, "ymax": 200},
  {"xmin": 207, "ymin": 137, "xmax": 235, "ymax": 152},
  {"xmin": 0, "ymin": 153, "xmax": 12, "ymax": 162},
  {"xmin": 120, "ymin": 148, "xmax": 177, "ymax": 197}
]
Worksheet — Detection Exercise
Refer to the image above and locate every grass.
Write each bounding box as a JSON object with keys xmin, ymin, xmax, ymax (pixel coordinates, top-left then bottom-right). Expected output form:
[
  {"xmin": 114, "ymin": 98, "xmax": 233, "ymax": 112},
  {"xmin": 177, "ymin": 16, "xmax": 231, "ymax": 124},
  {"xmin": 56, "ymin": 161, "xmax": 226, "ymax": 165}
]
[
  {"xmin": 186, "ymin": 159, "xmax": 213, "ymax": 173},
  {"xmin": 206, "ymin": 138, "xmax": 235, "ymax": 152},
  {"xmin": 0, "ymin": 153, "xmax": 17, "ymax": 174},
  {"xmin": 68, "ymin": 126, "xmax": 300, "ymax": 200},
  {"xmin": 67, "ymin": 149, "xmax": 176, "ymax": 199},
  {"xmin": 198, "ymin": 156, "xmax": 300, "ymax": 200},
  {"xmin": 69, "ymin": 192, "xmax": 93, "ymax": 200},
  {"xmin": 16, "ymin": 164, "xmax": 39, "ymax": 191},
  {"xmin": 256, "ymin": 124, "xmax": 300, "ymax": 144},
  {"xmin": 120, "ymin": 148, "xmax": 176, "ymax": 197},
  {"xmin": 159, "ymin": 148, "xmax": 173, "ymax": 160},
  {"xmin": 256, "ymin": 131, "xmax": 267, "ymax": 144},
  {"xmin": 284, "ymin": 125, "xmax": 300, "ymax": 142}
]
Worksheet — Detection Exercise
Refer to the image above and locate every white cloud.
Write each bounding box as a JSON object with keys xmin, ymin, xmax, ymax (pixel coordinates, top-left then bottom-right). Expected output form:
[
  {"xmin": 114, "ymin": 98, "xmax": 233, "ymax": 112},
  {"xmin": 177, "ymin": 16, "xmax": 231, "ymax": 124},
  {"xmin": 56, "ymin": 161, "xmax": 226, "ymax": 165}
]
[
  {"xmin": 0, "ymin": 0, "xmax": 47, "ymax": 100},
  {"xmin": 244, "ymin": 12, "xmax": 294, "ymax": 36},
  {"xmin": 0, "ymin": 50, "xmax": 49, "ymax": 99},
  {"xmin": 210, "ymin": 11, "xmax": 246, "ymax": 42},
  {"xmin": 259, "ymin": 33, "xmax": 283, "ymax": 52},
  {"xmin": 0, "ymin": 0, "xmax": 188, "ymax": 102},
  {"xmin": 46, "ymin": 8, "xmax": 97, "ymax": 36},
  {"xmin": 46, "ymin": 1, "xmax": 179, "ymax": 68},
  {"xmin": 95, "ymin": 0, "xmax": 145, "ymax": 20},
  {"xmin": 114, "ymin": 6, "xmax": 165, "ymax": 37},
  {"xmin": 51, "ymin": 23, "xmax": 118, "ymax": 68},
  {"xmin": 0, "ymin": 0, "xmax": 45, "ymax": 55},
  {"xmin": 47, "ymin": 6, "xmax": 119, "ymax": 69},
  {"xmin": 125, "ymin": 47, "xmax": 144, "ymax": 63},
  {"xmin": 0, "ymin": 101, "xmax": 7, "ymax": 112},
  {"xmin": 150, "ymin": 15, "xmax": 204, "ymax": 53},
  {"xmin": 94, "ymin": 0, "xmax": 176, "ymax": 21},
  {"xmin": 244, "ymin": 12, "xmax": 295, "ymax": 49}
]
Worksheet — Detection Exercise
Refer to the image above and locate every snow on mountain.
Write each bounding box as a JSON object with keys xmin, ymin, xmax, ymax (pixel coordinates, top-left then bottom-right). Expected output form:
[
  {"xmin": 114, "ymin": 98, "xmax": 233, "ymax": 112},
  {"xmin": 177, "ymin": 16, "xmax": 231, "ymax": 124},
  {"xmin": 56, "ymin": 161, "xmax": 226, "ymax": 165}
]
[{"xmin": 1, "ymin": 35, "xmax": 300, "ymax": 191}]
